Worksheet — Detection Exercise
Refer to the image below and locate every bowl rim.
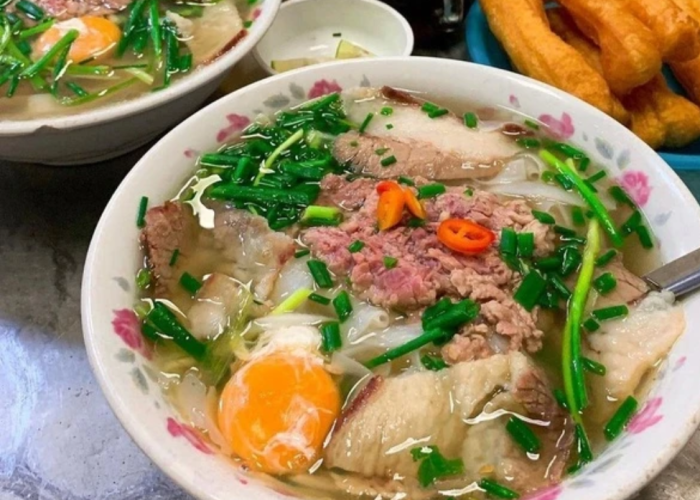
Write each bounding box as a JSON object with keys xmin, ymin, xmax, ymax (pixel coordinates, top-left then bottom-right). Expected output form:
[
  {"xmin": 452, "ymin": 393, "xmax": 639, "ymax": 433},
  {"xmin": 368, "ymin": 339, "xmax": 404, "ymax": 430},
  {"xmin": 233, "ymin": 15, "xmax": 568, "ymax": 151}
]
[
  {"xmin": 82, "ymin": 56, "xmax": 700, "ymax": 500},
  {"xmin": 0, "ymin": 0, "xmax": 281, "ymax": 137},
  {"xmin": 251, "ymin": 0, "xmax": 414, "ymax": 76}
]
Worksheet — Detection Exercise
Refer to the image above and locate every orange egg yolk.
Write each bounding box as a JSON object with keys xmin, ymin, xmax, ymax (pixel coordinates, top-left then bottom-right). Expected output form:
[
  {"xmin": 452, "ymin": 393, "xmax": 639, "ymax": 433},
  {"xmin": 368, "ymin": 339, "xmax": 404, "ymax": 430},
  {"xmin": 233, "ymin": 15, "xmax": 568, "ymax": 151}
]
[
  {"xmin": 218, "ymin": 352, "xmax": 341, "ymax": 474},
  {"xmin": 34, "ymin": 16, "xmax": 122, "ymax": 63}
]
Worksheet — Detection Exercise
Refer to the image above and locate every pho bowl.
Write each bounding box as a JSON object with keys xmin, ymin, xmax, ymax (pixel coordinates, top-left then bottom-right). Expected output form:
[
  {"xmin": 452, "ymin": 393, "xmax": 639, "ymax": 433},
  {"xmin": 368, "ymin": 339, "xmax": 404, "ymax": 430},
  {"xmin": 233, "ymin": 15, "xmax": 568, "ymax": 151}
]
[
  {"xmin": 0, "ymin": 0, "xmax": 280, "ymax": 165},
  {"xmin": 82, "ymin": 57, "xmax": 700, "ymax": 500}
]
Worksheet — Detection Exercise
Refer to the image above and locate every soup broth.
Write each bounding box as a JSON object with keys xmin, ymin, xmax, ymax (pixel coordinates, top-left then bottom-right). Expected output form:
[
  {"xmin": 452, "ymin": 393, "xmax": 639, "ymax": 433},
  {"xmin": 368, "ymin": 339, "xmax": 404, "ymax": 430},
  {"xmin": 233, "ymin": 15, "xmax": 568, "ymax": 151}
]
[{"xmin": 133, "ymin": 87, "xmax": 684, "ymax": 499}]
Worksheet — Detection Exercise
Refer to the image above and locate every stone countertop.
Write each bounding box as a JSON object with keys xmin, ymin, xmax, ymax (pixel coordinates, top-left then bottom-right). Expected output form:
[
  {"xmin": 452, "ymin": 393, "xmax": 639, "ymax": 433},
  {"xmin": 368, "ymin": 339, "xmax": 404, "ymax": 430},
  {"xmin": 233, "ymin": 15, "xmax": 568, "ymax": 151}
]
[{"xmin": 3, "ymin": 47, "xmax": 700, "ymax": 500}]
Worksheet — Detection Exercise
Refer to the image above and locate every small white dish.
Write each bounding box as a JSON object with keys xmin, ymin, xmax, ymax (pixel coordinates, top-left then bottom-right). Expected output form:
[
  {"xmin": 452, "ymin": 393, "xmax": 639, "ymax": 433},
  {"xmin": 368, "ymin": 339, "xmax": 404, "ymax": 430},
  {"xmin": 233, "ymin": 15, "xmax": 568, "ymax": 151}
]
[{"xmin": 253, "ymin": 0, "xmax": 414, "ymax": 75}]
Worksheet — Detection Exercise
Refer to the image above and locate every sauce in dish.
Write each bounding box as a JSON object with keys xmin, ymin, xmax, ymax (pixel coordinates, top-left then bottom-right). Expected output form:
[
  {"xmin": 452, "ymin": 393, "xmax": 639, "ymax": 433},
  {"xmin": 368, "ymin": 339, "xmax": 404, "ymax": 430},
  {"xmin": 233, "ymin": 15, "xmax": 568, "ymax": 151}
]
[{"xmin": 132, "ymin": 87, "xmax": 685, "ymax": 499}]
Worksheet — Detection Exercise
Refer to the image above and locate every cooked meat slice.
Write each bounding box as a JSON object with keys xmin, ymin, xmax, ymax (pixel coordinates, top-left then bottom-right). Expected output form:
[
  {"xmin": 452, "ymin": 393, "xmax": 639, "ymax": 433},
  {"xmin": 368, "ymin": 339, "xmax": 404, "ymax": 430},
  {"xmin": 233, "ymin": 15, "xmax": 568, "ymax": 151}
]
[
  {"xmin": 324, "ymin": 352, "xmax": 573, "ymax": 495},
  {"xmin": 23, "ymin": 0, "xmax": 130, "ymax": 19},
  {"xmin": 187, "ymin": 273, "xmax": 244, "ymax": 339},
  {"xmin": 593, "ymin": 260, "xmax": 649, "ymax": 308},
  {"xmin": 335, "ymin": 87, "xmax": 521, "ymax": 180},
  {"xmin": 585, "ymin": 291, "xmax": 685, "ymax": 422},
  {"xmin": 316, "ymin": 174, "xmax": 376, "ymax": 210}
]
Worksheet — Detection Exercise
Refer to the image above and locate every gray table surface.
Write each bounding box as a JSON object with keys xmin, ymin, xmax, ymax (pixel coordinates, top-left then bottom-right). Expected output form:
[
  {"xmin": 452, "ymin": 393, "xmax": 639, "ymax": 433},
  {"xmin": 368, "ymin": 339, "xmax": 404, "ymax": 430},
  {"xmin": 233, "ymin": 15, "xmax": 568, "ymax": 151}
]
[{"xmin": 3, "ymin": 37, "xmax": 700, "ymax": 500}]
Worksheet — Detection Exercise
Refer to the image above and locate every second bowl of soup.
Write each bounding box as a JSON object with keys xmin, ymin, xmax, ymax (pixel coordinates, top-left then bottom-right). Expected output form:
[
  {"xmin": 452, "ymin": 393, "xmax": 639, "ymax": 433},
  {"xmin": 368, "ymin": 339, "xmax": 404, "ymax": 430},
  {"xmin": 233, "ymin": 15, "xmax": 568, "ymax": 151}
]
[{"xmin": 83, "ymin": 57, "xmax": 700, "ymax": 500}]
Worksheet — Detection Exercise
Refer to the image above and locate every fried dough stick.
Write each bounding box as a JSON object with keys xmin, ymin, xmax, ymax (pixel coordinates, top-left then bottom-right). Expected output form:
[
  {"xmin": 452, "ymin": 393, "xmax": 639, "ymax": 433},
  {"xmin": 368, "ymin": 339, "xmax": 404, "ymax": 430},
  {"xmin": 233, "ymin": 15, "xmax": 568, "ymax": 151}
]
[
  {"xmin": 556, "ymin": 0, "xmax": 661, "ymax": 95},
  {"xmin": 670, "ymin": 0, "xmax": 700, "ymax": 104},
  {"xmin": 478, "ymin": 0, "xmax": 628, "ymax": 124},
  {"xmin": 549, "ymin": 7, "xmax": 700, "ymax": 148},
  {"xmin": 621, "ymin": 0, "xmax": 700, "ymax": 62}
]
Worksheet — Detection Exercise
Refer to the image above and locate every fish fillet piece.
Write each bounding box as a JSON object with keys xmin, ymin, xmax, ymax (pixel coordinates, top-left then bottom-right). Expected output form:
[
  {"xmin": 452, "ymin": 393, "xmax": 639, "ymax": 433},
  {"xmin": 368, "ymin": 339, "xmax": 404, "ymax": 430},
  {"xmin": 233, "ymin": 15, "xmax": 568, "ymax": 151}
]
[
  {"xmin": 335, "ymin": 87, "xmax": 521, "ymax": 180},
  {"xmin": 478, "ymin": 0, "xmax": 628, "ymax": 123},
  {"xmin": 556, "ymin": 0, "xmax": 661, "ymax": 95},
  {"xmin": 324, "ymin": 352, "xmax": 573, "ymax": 495},
  {"xmin": 585, "ymin": 292, "xmax": 685, "ymax": 422},
  {"xmin": 621, "ymin": 0, "xmax": 700, "ymax": 62}
]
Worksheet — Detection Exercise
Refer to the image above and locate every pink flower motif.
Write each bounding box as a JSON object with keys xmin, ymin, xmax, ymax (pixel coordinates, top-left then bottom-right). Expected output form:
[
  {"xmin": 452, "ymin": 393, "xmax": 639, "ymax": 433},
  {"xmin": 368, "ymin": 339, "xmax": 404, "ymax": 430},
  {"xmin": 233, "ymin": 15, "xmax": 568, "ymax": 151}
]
[
  {"xmin": 628, "ymin": 397, "xmax": 663, "ymax": 435},
  {"xmin": 524, "ymin": 485, "xmax": 562, "ymax": 500},
  {"xmin": 538, "ymin": 112, "xmax": 575, "ymax": 139},
  {"xmin": 674, "ymin": 356, "xmax": 687, "ymax": 371},
  {"xmin": 112, "ymin": 309, "xmax": 151, "ymax": 359},
  {"xmin": 252, "ymin": 7, "xmax": 261, "ymax": 19},
  {"xmin": 216, "ymin": 113, "xmax": 251, "ymax": 143},
  {"xmin": 509, "ymin": 94, "xmax": 520, "ymax": 108},
  {"xmin": 183, "ymin": 148, "xmax": 199, "ymax": 159},
  {"xmin": 618, "ymin": 170, "xmax": 652, "ymax": 207},
  {"xmin": 307, "ymin": 79, "xmax": 342, "ymax": 99},
  {"xmin": 166, "ymin": 417, "xmax": 213, "ymax": 454}
]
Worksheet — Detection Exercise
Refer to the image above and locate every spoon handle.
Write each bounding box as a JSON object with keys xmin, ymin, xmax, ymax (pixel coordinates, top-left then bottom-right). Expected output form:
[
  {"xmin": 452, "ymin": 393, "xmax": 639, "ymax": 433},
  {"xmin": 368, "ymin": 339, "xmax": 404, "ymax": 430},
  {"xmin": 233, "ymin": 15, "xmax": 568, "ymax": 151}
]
[{"xmin": 644, "ymin": 247, "xmax": 700, "ymax": 298}]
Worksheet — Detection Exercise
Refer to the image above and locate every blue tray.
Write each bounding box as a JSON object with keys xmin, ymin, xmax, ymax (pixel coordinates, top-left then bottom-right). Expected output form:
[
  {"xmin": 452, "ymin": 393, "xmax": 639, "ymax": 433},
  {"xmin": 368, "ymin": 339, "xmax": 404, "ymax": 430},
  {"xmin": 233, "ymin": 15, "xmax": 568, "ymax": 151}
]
[{"xmin": 465, "ymin": 1, "xmax": 700, "ymax": 171}]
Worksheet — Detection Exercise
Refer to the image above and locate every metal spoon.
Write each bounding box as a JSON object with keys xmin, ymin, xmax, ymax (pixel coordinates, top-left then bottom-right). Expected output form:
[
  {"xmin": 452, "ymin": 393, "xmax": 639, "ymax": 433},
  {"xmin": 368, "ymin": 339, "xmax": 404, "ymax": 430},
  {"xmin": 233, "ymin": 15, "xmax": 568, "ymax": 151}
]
[{"xmin": 644, "ymin": 247, "xmax": 700, "ymax": 298}]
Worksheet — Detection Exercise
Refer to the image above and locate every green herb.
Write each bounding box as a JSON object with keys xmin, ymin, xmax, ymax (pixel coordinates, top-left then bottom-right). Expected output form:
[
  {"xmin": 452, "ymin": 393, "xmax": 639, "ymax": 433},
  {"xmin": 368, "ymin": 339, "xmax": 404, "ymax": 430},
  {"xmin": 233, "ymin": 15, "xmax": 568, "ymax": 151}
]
[
  {"xmin": 332, "ymin": 31, "xmax": 342, "ymax": 37},
  {"xmin": 554, "ymin": 173, "xmax": 574, "ymax": 190},
  {"xmin": 332, "ymin": 290, "xmax": 353, "ymax": 322},
  {"xmin": 15, "ymin": 0, "xmax": 45, "ymax": 20},
  {"xmin": 209, "ymin": 184, "xmax": 317, "ymax": 206},
  {"xmin": 574, "ymin": 422, "xmax": 593, "ymax": 463},
  {"xmin": 506, "ymin": 416, "xmax": 541, "ymax": 454},
  {"xmin": 516, "ymin": 137, "xmax": 540, "ymax": 149},
  {"xmin": 524, "ymin": 119, "xmax": 540, "ymax": 129},
  {"xmin": 517, "ymin": 232, "xmax": 534, "ymax": 258},
  {"xmin": 479, "ymin": 478, "xmax": 520, "ymax": 499},
  {"xmin": 411, "ymin": 446, "xmax": 465, "ymax": 488},
  {"xmin": 421, "ymin": 101, "xmax": 439, "ymax": 114},
  {"xmin": 309, "ymin": 293, "xmax": 331, "ymax": 305},
  {"xmin": 547, "ymin": 140, "xmax": 587, "ymax": 160},
  {"xmin": 350, "ymin": 140, "xmax": 359, "ymax": 147},
  {"xmin": 636, "ymin": 225, "xmax": 654, "ymax": 249},
  {"xmin": 417, "ymin": 183, "xmax": 446, "ymax": 199},
  {"xmin": 383, "ymin": 256, "xmax": 398, "ymax": 269},
  {"xmin": 464, "ymin": 188, "xmax": 473, "ymax": 196},
  {"xmin": 271, "ymin": 288, "xmax": 313, "ymax": 315},
  {"xmin": 21, "ymin": 29, "xmax": 78, "ymax": 78},
  {"xmin": 66, "ymin": 81, "xmax": 88, "ymax": 97},
  {"xmin": 587, "ymin": 170, "xmax": 607, "ymax": 183},
  {"xmin": 380, "ymin": 155, "xmax": 397, "ymax": 167},
  {"xmin": 593, "ymin": 272, "xmax": 617, "ymax": 295},
  {"xmin": 514, "ymin": 272, "xmax": 547, "ymax": 311},
  {"xmin": 136, "ymin": 196, "xmax": 148, "ymax": 228},
  {"xmin": 386, "ymin": 123, "xmax": 394, "ymax": 129},
  {"xmin": 428, "ymin": 107, "xmax": 448, "ymax": 118},
  {"xmin": 380, "ymin": 106, "xmax": 393, "ymax": 116},
  {"xmin": 560, "ymin": 246, "xmax": 582, "ymax": 276},
  {"xmin": 541, "ymin": 171, "xmax": 555, "ymax": 183},
  {"xmin": 421, "ymin": 354, "xmax": 448, "ymax": 371},
  {"xmin": 501, "ymin": 229, "xmax": 518, "ymax": 257},
  {"xmin": 136, "ymin": 269, "xmax": 151, "ymax": 289},
  {"xmin": 534, "ymin": 256, "xmax": 561, "ymax": 271},
  {"xmin": 359, "ymin": 112, "xmax": 374, "ymax": 133},
  {"xmin": 348, "ymin": 240, "xmax": 365, "ymax": 253},
  {"xmin": 180, "ymin": 272, "xmax": 203, "ymax": 295},
  {"xmin": 582, "ymin": 356, "xmax": 606, "ymax": 376},
  {"xmin": 609, "ymin": 185, "xmax": 635, "ymax": 208},
  {"xmin": 422, "ymin": 299, "xmax": 480, "ymax": 332},
  {"xmin": 583, "ymin": 317, "xmax": 600, "ymax": 332},
  {"xmin": 532, "ymin": 210, "xmax": 555, "ymax": 225},
  {"xmin": 592, "ymin": 305, "xmax": 628, "ymax": 321},
  {"xmin": 572, "ymin": 206, "xmax": 586, "ymax": 226},
  {"xmin": 553, "ymin": 388, "xmax": 569, "ymax": 410},
  {"xmin": 595, "ymin": 249, "xmax": 617, "ymax": 267},
  {"xmin": 398, "ymin": 176, "xmax": 415, "ymax": 186},
  {"xmin": 620, "ymin": 211, "xmax": 642, "ymax": 235},
  {"xmin": 375, "ymin": 147, "xmax": 389, "ymax": 155},
  {"xmin": 294, "ymin": 249, "xmax": 311, "ymax": 258},
  {"xmin": 301, "ymin": 205, "xmax": 342, "ymax": 225},
  {"xmin": 578, "ymin": 157, "xmax": 591, "ymax": 172},
  {"xmin": 463, "ymin": 111, "xmax": 478, "ymax": 128},
  {"xmin": 168, "ymin": 249, "xmax": 180, "ymax": 266},
  {"xmin": 365, "ymin": 328, "xmax": 447, "ymax": 368},
  {"xmin": 320, "ymin": 322, "xmax": 342, "ymax": 353},
  {"xmin": 146, "ymin": 302, "xmax": 206, "ymax": 359},
  {"xmin": 549, "ymin": 273, "xmax": 572, "ymax": 299},
  {"xmin": 308, "ymin": 259, "xmax": 333, "ymax": 288},
  {"xmin": 554, "ymin": 225, "xmax": 577, "ymax": 237},
  {"xmin": 604, "ymin": 396, "xmax": 638, "ymax": 441},
  {"xmin": 18, "ymin": 17, "xmax": 54, "ymax": 38},
  {"xmin": 408, "ymin": 217, "xmax": 426, "ymax": 228}
]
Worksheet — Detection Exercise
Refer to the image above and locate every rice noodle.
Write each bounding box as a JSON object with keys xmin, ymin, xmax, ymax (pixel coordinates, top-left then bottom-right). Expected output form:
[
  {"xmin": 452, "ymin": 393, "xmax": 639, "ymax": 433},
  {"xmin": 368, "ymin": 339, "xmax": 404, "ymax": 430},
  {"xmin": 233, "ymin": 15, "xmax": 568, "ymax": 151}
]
[
  {"xmin": 341, "ymin": 322, "xmax": 423, "ymax": 361},
  {"xmin": 271, "ymin": 255, "xmax": 314, "ymax": 303},
  {"xmin": 340, "ymin": 298, "xmax": 391, "ymax": 344},
  {"xmin": 327, "ymin": 352, "xmax": 373, "ymax": 378},
  {"xmin": 251, "ymin": 313, "xmax": 331, "ymax": 332}
]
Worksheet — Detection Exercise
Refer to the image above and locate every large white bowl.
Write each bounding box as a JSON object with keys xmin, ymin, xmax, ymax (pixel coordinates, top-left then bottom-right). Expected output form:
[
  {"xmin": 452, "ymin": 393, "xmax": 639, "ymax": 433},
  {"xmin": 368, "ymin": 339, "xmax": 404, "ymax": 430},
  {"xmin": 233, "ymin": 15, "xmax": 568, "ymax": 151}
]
[
  {"xmin": 0, "ymin": 0, "xmax": 280, "ymax": 165},
  {"xmin": 82, "ymin": 57, "xmax": 700, "ymax": 500}
]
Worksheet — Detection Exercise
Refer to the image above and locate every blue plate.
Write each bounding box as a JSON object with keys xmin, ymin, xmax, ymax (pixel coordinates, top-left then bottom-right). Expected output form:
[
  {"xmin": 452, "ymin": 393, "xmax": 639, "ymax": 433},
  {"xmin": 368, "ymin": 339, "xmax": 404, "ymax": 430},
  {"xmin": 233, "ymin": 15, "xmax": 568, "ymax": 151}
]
[{"xmin": 465, "ymin": 2, "xmax": 700, "ymax": 171}]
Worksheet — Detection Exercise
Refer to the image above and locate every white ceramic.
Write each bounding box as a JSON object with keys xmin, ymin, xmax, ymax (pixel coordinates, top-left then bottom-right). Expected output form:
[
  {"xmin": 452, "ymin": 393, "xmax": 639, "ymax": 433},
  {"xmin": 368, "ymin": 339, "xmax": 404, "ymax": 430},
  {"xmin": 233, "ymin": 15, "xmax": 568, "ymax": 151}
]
[
  {"xmin": 252, "ymin": 0, "xmax": 413, "ymax": 75},
  {"xmin": 82, "ymin": 57, "xmax": 700, "ymax": 500},
  {"xmin": 0, "ymin": 0, "xmax": 280, "ymax": 166}
]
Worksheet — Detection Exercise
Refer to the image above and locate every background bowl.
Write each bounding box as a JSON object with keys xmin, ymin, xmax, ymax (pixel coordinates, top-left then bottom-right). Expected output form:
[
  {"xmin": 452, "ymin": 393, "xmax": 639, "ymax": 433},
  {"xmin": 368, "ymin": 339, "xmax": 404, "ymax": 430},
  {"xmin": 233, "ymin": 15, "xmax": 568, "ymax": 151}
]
[
  {"xmin": 83, "ymin": 57, "xmax": 700, "ymax": 500},
  {"xmin": 465, "ymin": 1, "xmax": 700, "ymax": 172},
  {"xmin": 253, "ymin": 0, "xmax": 413, "ymax": 76},
  {"xmin": 0, "ymin": 0, "xmax": 280, "ymax": 166}
]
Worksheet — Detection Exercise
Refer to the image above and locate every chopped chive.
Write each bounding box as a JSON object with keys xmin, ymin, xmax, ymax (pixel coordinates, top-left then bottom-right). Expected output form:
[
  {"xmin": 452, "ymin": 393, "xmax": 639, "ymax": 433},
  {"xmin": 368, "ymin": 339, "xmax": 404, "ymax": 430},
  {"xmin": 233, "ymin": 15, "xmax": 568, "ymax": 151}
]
[
  {"xmin": 421, "ymin": 101, "xmax": 439, "ymax": 114},
  {"xmin": 243, "ymin": 19, "xmax": 253, "ymax": 28},
  {"xmin": 294, "ymin": 249, "xmax": 311, "ymax": 258},
  {"xmin": 582, "ymin": 356, "xmax": 606, "ymax": 376},
  {"xmin": 549, "ymin": 274, "xmax": 572, "ymax": 299},
  {"xmin": 147, "ymin": 303, "xmax": 206, "ymax": 359},
  {"xmin": 587, "ymin": 170, "xmax": 607, "ymax": 183},
  {"xmin": 553, "ymin": 388, "xmax": 569, "ymax": 410},
  {"xmin": 16, "ymin": 0, "xmax": 45, "ymax": 20},
  {"xmin": 604, "ymin": 396, "xmax": 638, "ymax": 441},
  {"xmin": 332, "ymin": 31, "xmax": 342, "ymax": 37},
  {"xmin": 547, "ymin": 141, "xmax": 586, "ymax": 159},
  {"xmin": 421, "ymin": 354, "xmax": 448, "ymax": 371},
  {"xmin": 517, "ymin": 232, "xmax": 534, "ymax": 257},
  {"xmin": 307, "ymin": 259, "xmax": 333, "ymax": 288},
  {"xmin": 514, "ymin": 272, "xmax": 547, "ymax": 311},
  {"xmin": 168, "ymin": 249, "xmax": 180, "ymax": 266},
  {"xmin": 534, "ymin": 256, "xmax": 561, "ymax": 271},
  {"xmin": 320, "ymin": 321, "xmax": 342, "ymax": 353},
  {"xmin": 572, "ymin": 207, "xmax": 585, "ymax": 226},
  {"xmin": 620, "ymin": 211, "xmax": 642, "ymax": 237},
  {"xmin": 301, "ymin": 205, "xmax": 342, "ymax": 225},
  {"xmin": 417, "ymin": 183, "xmax": 446, "ymax": 199},
  {"xmin": 136, "ymin": 196, "xmax": 148, "ymax": 228},
  {"xmin": 463, "ymin": 111, "xmax": 478, "ymax": 128},
  {"xmin": 350, "ymin": 140, "xmax": 359, "ymax": 147},
  {"xmin": 560, "ymin": 246, "xmax": 582, "ymax": 276},
  {"xmin": 636, "ymin": 225, "xmax": 654, "ymax": 249},
  {"xmin": 309, "ymin": 293, "xmax": 331, "ymax": 305},
  {"xmin": 574, "ymin": 422, "xmax": 593, "ymax": 463},
  {"xmin": 348, "ymin": 240, "xmax": 365, "ymax": 253},
  {"xmin": 272, "ymin": 288, "xmax": 313, "ymax": 315},
  {"xmin": 578, "ymin": 156, "xmax": 591, "ymax": 172},
  {"xmin": 479, "ymin": 478, "xmax": 519, "ymax": 499},
  {"xmin": 386, "ymin": 123, "xmax": 394, "ymax": 129},
  {"xmin": 423, "ymin": 299, "xmax": 480, "ymax": 332},
  {"xmin": 136, "ymin": 269, "xmax": 151, "ymax": 289},
  {"xmin": 532, "ymin": 210, "xmax": 555, "ymax": 224},
  {"xmin": 359, "ymin": 112, "xmax": 374, "ymax": 133},
  {"xmin": 595, "ymin": 249, "xmax": 617, "ymax": 267},
  {"xmin": 583, "ymin": 317, "xmax": 600, "ymax": 332},
  {"xmin": 500, "ymin": 228, "xmax": 517, "ymax": 255},
  {"xmin": 541, "ymin": 171, "xmax": 555, "ymax": 183},
  {"xmin": 554, "ymin": 173, "xmax": 574, "ymax": 190},
  {"xmin": 332, "ymin": 290, "xmax": 353, "ymax": 322},
  {"xmin": 380, "ymin": 106, "xmax": 393, "ymax": 116},
  {"xmin": 365, "ymin": 328, "xmax": 447, "ymax": 368},
  {"xmin": 21, "ymin": 29, "xmax": 78, "ymax": 78},
  {"xmin": 506, "ymin": 416, "xmax": 541, "ymax": 454},
  {"xmin": 397, "ymin": 176, "xmax": 415, "ymax": 186},
  {"xmin": 380, "ymin": 155, "xmax": 397, "ymax": 167},
  {"xmin": 593, "ymin": 272, "xmax": 617, "ymax": 295},
  {"xmin": 375, "ymin": 147, "xmax": 389, "ymax": 155},
  {"xmin": 411, "ymin": 446, "xmax": 465, "ymax": 487},
  {"xmin": 464, "ymin": 188, "xmax": 474, "ymax": 196},
  {"xmin": 408, "ymin": 217, "xmax": 426, "ymax": 228},
  {"xmin": 609, "ymin": 186, "xmax": 635, "ymax": 208},
  {"xmin": 383, "ymin": 256, "xmax": 398, "ymax": 269},
  {"xmin": 592, "ymin": 305, "xmax": 628, "ymax": 321},
  {"xmin": 179, "ymin": 272, "xmax": 202, "ymax": 295},
  {"xmin": 516, "ymin": 137, "xmax": 540, "ymax": 149},
  {"xmin": 554, "ymin": 225, "xmax": 577, "ymax": 237},
  {"xmin": 428, "ymin": 108, "xmax": 449, "ymax": 118},
  {"xmin": 18, "ymin": 17, "xmax": 54, "ymax": 38},
  {"xmin": 66, "ymin": 81, "xmax": 88, "ymax": 97},
  {"xmin": 524, "ymin": 119, "xmax": 540, "ymax": 130}
]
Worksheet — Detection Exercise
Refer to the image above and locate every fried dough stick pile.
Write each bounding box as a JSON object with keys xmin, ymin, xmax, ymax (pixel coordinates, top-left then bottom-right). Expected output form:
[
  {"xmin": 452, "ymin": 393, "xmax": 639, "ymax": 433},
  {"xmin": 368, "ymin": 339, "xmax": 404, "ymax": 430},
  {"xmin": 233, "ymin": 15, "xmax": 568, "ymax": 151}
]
[{"xmin": 479, "ymin": 0, "xmax": 700, "ymax": 149}]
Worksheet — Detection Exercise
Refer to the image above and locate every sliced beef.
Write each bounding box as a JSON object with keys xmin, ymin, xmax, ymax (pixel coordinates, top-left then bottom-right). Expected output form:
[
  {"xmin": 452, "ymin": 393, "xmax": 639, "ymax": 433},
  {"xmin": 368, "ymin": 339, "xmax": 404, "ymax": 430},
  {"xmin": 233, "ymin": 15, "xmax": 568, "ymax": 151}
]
[
  {"xmin": 316, "ymin": 174, "xmax": 376, "ymax": 210},
  {"xmin": 335, "ymin": 87, "xmax": 521, "ymax": 180},
  {"xmin": 25, "ymin": 0, "xmax": 130, "ymax": 19},
  {"xmin": 593, "ymin": 260, "xmax": 649, "ymax": 308},
  {"xmin": 324, "ymin": 352, "xmax": 573, "ymax": 495},
  {"xmin": 141, "ymin": 201, "xmax": 294, "ymax": 301},
  {"xmin": 585, "ymin": 291, "xmax": 685, "ymax": 422}
]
